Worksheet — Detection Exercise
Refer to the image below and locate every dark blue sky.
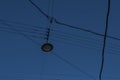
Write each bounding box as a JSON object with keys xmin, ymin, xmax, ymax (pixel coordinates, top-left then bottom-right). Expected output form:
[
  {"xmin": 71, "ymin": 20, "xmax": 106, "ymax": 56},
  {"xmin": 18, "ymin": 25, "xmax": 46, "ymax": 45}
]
[{"xmin": 0, "ymin": 0, "xmax": 120, "ymax": 80}]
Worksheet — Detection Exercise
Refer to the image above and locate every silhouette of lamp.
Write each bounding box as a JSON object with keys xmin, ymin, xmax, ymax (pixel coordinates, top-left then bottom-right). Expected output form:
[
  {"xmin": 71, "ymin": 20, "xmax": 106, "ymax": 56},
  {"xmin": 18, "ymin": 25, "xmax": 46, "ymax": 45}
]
[{"xmin": 41, "ymin": 43, "xmax": 53, "ymax": 52}]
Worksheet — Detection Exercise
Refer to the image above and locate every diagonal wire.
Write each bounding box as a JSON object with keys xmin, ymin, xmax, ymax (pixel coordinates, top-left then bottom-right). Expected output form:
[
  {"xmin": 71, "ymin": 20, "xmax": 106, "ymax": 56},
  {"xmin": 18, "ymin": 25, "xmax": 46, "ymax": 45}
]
[
  {"xmin": 28, "ymin": 0, "xmax": 49, "ymax": 19},
  {"xmin": 54, "ymin": 18, "xmax": 120, "ymax": 42},
  {"xmin": 51, "ymin": 51, "xmax": 96, "ymax": 80},
  {"xmin": 54, "ymin": 18, "xmax": 104, "ymax": 37},
  {"xmin": 99, "ymin": 0, "xmax": 111, "ymax": 80}
]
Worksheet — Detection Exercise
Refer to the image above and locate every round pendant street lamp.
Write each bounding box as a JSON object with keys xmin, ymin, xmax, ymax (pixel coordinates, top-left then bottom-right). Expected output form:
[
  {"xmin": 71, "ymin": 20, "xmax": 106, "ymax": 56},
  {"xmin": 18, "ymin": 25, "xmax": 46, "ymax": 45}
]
[{"xmin": 41, "ymin": 43, "xmax": 53, "ymax": 52}]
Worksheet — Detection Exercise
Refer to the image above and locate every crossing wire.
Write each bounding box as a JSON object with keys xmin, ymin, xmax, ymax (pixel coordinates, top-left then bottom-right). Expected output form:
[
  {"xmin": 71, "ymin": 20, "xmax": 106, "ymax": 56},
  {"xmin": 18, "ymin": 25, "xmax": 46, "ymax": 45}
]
[{"xmin": 99, "ymin": 0, "xmax": 111, "ymax": 80}]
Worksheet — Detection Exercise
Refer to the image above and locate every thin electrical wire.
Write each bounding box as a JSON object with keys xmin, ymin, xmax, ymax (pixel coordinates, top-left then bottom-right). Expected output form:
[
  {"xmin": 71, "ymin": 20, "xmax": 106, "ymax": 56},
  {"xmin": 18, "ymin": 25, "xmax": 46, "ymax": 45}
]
[
  {"xmin": 0, "ymin": 29, "xmax": 45, "ymax": 39},
  {"xmin": 0, "ymin": 26, "xmax": 46, "ymax": 36},
  {"xmin": 0, "ymin": 28, "xmax": 46, "ymax": 42},
  {"xmin": 52, "ymin": 28, "xmax": 120, "ymax": 56},
  {"xmin": 50, "ymin": 36, "xmax": 120, "ymax": 56},
  {"xmin": 3, "ymin": 23, "xmax": 46, "ymax": 32},
  {"xmin": 52, "ymin": 29, "xmax": 120, "ymax": 55},
  {"xmin": 48, "ymin": 0, "xmax": 54, "ymax": 19},
  {"xmin": 0, "ymin": 73, "xmax": 87, "ymax": 79},
  {"xmin": 51, "ymin": 28, "xmax": 103, "ymax": 40},
  {"xmin": 0, "ymin": 18, "xmax": 49, "ymax": 40},
  {"xmin": 51, "ymin": 51, "xmax": 96, "ymax": 80},
  {"xmin": 51, "ymin": 28, "xmax": 120, "ymax": 54},
  {"xmin": 50, "ymin": 38, "xmax": 101, "ymax": 52},
  {"xmin": 51, "ymin": 31, "xmax": 103, "ymax": 45},
  {"xmin": 28, "ymin": 0, "xmax": 49, "ymax": 19},
  {"xmin": 50, "ymin": 30, "xmax": 120, "ymax": 54},
  {"xmin": 0, "ymin": 29, "xmax": 42, "ymax": 46},
  {"xmin": 51, "ymin": 34, "xmax": 102, "ymax": 49},
  {"xmin": 0, "ymin": 25, "xmax": 44, "ymax": 46},
  {"xmin": 0, "ymin": 29, "xmax": 46, "ymax": 40},
  {"xmin": 0, "ymin": 18, "xmax": 47, "ymax": 30},
  {"xmin": 99, "ymin": 0, "xmax": 111, "ymax": 80}
]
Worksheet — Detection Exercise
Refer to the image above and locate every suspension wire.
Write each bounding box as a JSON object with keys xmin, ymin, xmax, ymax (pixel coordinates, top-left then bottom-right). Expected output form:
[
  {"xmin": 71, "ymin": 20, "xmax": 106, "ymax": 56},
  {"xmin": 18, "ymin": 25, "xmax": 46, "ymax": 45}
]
[
  {"xmin": 27, "ymin": 0, "xmax": 120, "ymax": 42},
  {"xmin": 46, "ymin": 0, "xmax": 51, "ymax": 43},
  {"xmin": 99, "ymin": 0, "xmax": 111, "ymax": 80},
  {"xmin": 28, "ymin": 0, "xmax": 49, "ymax": 19},
  {"xmin": 38, "ymin": 0, "xmax": 55, "ymax": 79},
  {"xmin": 51, "ymin": 51, "xmax": 96, "ymax": 80},
  {"xmin": 45, "ymin": 0, "xmax": 55, "ymax": 43}
]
